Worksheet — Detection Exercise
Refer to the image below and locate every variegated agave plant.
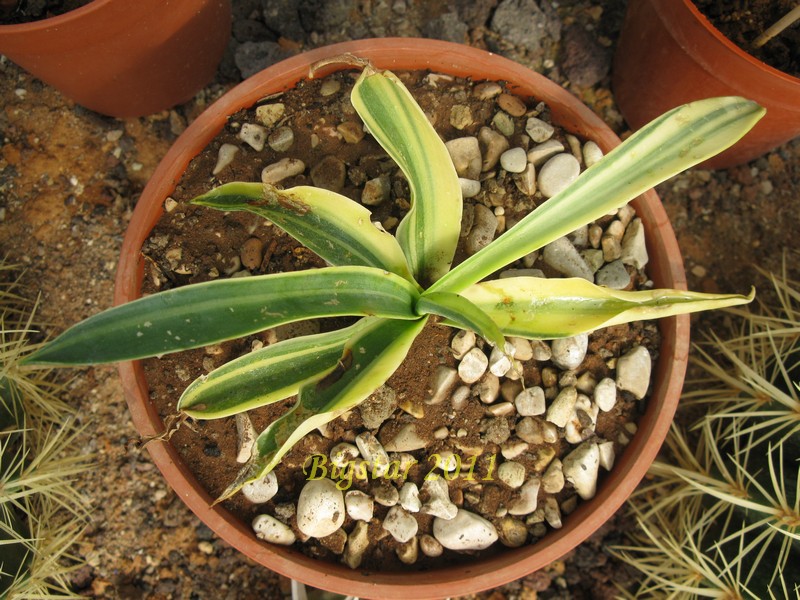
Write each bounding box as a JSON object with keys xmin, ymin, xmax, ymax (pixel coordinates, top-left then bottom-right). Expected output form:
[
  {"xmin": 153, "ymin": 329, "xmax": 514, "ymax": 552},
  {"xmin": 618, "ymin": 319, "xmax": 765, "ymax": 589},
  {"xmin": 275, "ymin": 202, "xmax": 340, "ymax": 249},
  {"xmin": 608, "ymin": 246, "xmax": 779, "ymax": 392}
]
[{"xmin": 24, "ymin": 57, "xmax": 763, "ymax": 501}]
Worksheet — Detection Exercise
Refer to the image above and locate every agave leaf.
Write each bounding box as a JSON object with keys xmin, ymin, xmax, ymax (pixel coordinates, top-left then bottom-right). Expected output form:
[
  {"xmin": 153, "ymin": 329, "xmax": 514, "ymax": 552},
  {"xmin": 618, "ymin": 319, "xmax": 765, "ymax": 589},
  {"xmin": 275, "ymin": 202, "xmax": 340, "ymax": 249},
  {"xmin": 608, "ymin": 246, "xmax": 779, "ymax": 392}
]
[
  {"xmin": 24, "ymin": 267, "xmax": 420, "ymax": 366},
  {"xmin": 455, "ymin": 276, "xmax": 755, "ymax": 339},
  {"xmin": 430, "ymin": 97, "xmax": 766, "ymax": 294},
  {"xmin": 351, "ymin": 66, "xmax": 461, "ymax": 286},
  {"xmin": 179, "ymin": 319, "xmax": 381, "ymax": 419},
  {"xmin": 416, "ymin": 291, "xmax": 506, "ymax": 350},
  {"xmin": 192, "ymin": 182, "xmax": 416, "ymax": 283},
  {"xmin": 217, "ymin": 315, "xmax": 427, "ymax": 502}
]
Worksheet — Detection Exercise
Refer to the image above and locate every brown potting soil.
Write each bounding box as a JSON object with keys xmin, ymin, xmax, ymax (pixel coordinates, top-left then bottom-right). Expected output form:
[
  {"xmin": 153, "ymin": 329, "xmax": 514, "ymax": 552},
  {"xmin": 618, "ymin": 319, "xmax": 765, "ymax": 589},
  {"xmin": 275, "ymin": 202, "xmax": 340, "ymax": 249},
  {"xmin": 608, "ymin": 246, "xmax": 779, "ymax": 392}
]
[{"xmin": 139, "ymin": 69, "xmax": 658, "ymax": 572}]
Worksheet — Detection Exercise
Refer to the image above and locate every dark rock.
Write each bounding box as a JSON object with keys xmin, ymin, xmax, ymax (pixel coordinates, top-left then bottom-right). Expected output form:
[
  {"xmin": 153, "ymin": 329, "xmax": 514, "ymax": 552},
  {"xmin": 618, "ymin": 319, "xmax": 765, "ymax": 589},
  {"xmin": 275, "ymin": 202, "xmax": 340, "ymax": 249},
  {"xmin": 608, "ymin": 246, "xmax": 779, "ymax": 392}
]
[
  {"xmin": 561, "ymin": 25, "xmax": 610, "ymax": 87},
  {"xmin": 234, "ymin": 41, "xmax": 295, "ymax": 79},
  {"xmin": 490, "ymin": 0, "xmax": 560, "ymax": 52},
  {"xmin": 423, "ymin": 11, "xmax": 469, "ymax": 44}
]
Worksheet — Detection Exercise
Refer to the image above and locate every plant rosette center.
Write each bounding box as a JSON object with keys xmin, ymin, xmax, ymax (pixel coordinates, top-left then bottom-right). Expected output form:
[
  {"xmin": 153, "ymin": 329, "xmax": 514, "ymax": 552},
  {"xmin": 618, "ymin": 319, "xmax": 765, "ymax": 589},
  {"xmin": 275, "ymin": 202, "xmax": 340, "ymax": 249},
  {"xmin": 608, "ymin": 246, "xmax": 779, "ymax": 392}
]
[{"xmin": 125, "ymin": 68, "xmax": 753, "ymax": 569}]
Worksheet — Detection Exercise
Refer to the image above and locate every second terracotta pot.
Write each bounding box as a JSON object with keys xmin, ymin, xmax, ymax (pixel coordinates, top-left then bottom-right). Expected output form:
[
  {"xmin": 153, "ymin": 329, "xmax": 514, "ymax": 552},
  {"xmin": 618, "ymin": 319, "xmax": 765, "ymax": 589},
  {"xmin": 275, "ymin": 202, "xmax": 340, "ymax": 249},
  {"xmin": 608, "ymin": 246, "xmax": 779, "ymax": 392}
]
[
  {"xmin": 0, "ymin": 0, "xmax": 231, "ymax": 118},
  {"xmin": 114, "ymin": 38, "xmax": 690, "ymax": 599},
  {"xmin": 613, "ymin": 0, "xmax": 800, "ymax": 169}
]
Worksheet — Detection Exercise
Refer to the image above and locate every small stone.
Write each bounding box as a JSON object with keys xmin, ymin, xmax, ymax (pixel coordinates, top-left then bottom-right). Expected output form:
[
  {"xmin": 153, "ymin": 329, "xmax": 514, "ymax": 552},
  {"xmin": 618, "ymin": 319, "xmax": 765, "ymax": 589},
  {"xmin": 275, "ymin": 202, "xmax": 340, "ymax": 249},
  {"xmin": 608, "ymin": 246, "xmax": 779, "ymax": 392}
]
[
  {"xmin": 212, "ymin": 143, "xmax": 239, "ymax": 175},
  {"xmin": 396, "ymin": 536, "xmax": 419, "ymax": 565},
  {"xmin": 426, "ymin": 366, "xmax": 459, "ymax": 405},
  {"xmin": 359, "ymin": 385, "xmax": 397, "ymax": 429},
  {"xmin": 345, "ymin": 490, "xmax": 374, "ymax": 522},
  {"xmin": 355, "ymin": 431, "xmax": 390, "ymax": 476},
  {"xmin": 509, "ymin": 337, "xmax": 533, "ymax": 361},
  {"xmin": 515, "ymin": 417, "xmax": 542, "ymax": 445},
  {"xmin": 451, "ymin": 386, "xmax": 471, "ymax": 411},
  {"xmin": 320, "ymin": 79, "xmax": 341, "ymax": 96},
  {"xmin": 500, "ymin": 440, "xmax": 529, "ymax": 460},
  {"xmin": 296, "ymin": 478, "xmax": 345, "ymax": 538},
  {"xmin": 474, "ymin": 81, "xmax": 503, "ymax": 100},
  {"xmin": 489, "ymin": 342, "xmax": 515, "ymax": 377},
  {"xmin": 479, "ymin": 126, "xmax": 509, "ymax": 171},
  {"xmin": 596, "ymin": 260, "xmax": 630, "ymax": 289},
  {"xmin": 538, "ymin": 153, "xmax": 581, "ymax": 198},
  {"xmin": 337, "ymin": 121, "xmax": 365, "ymax": 144},
  {"xmin": 525, "ymin": 117, "xmax": 554, "ymax": 143},
  {"xmin": 268, "ymin": 126, "xmax": 294, "ymax": 152},
  {"xmin": 543, "ymin": 237, "xmax": 593, "ymax": 280},
  {"xmin": 546, "ymin": 386, "xmax": 578, "ymax": 428},
  {"xmin": 451, "ymin": 329, "xmax": 476, "ymax": 359},
  {"xmin": 598, "ymin": 441, "xmax": 616, "ymax": 470},
  {"xmin": 310, "ymin": 155, "xmax": 346, "ymax": 192},
  {"xmin": 256, "ymin": 103, "xmax": 285, "ymax": 127},
  {"xmin": 476, "ymin": 373, "xmax": 501, "ymax": 404},
  {"xmin": 372, "ymin": 483, "xmax": 400, "ymax": 507},
  {"xmin": 500, "ymin": 147, "xmax": 528, "ymax": 173},
  {"xmin": 492, "ymin": 111, "xmax": 515, "ymax": 136},
  {"xmin": 383, "ymin": 423, "xmax": 428, "ymax": 452},
  {"xmin": 450, "ymin": 104, "xmax": 473, "ymax": 130},
  {"xmin": 498, "ymin": 461, "xmax": 526, "ymax": 488},
  {"xmin": 621, "ymin": 218, "xmax": 649, "ymax": 269},
  {"xmin": 499, "ymin": 516, "xmax": 528, "ymax": 547},
  {"xmin": 419, "ymin": 533, "xmax": 444, "ymax": 557},
  {"xmin": 458, "ymin": 347, "xmax": 489, "ymax": 384},
  {"xmin": 514, "ymin": 387, "xmax": 545, "ymax": 416},
  {"xmin": 515, "ymin": 162, "xmax": 537, "ymax": 196},
  {"xmin": 319, "ymin": 528, "xmax": 347, "ymax": 555},
  {"xmin": 329, "ymin": 442, "xmax": 359, "ymax": 467},
  {"xmin": 543, "ymin": 497, "xmax": 562, "ymax": 529},
  {"xmin": 261, "ymin": 158, "xmax": 305, "ymax": 184},
  {"xmin": 240, "ymin": 237, "xmax": 263, "ymax": 271},
  {"xmin": 581, "ymin": 248, "xmax": 606, "ymax": 273},
  {"xmin": 239, "ymin": 123, "xmax": 267, "ymax": 151},
  {"xmin": 235, "ymin": 412, "xmax": 257, "ymax": 463},
  {"xmin": 562, "ymin": 442, "xmax": 600, "ymax": 500},
  {"xmin": 530, "ymin": 339, "xmax": 552, "ymax": 361},
  {"xmin": 343, "ymin": 521, "xmax": 369, "ymax": 569},
  {"xmin": 602, "ymin": 236, "xmax": 623, "ymax": 262},
  {"xmin": 594, "ymin": 377, "xmax": 618, "ymax": 412},
  {"xmin": 582, "ymin": 141, "xmax": 604, "ymax": 167},
  {"xmin": 399, "ymin": 482, "xmax": 421, "ymax": 512},
  {"xmin": 241, "ymin": 471, "xmax": 278, "ymax": 504},
  {"xmin": 542, "ymin": 458, "xmax": 565, "ymax": 493},
  {"xmin": 527, "ymin": 139, "xmax": 566, "ymax": 166},
  {"xmin": 550, "ymin": 334, "xmax": 589, "ymax": 370},
  {"xmin": 459, "ymin": 178, "xmax": 481, "ymax": 199},
  {"xmin": 483, "ymin": 416, "xmax": 511, "ymax": 445},
  {"xmin": 252, "ymin": 514, "xmax": 296, "ymax": 545},
  {"xmin": 446, "ymin": 137, "xmax": 482, "ymax": 180},
  {"xmin": 488, "ymin": 402, "xmax": 515, "ymax": 417},
  {"xmin": 420, "ymin": 478, "xmax": 458, "ymax": 520},
  {"xmin": 508, "ymin": 477, "xmax": 541, "ymax": 516},
  {"xmin": 465, "ymin": 203, "xmax": 498, "ymax": 255},
  {"xmin": 433, "ymin": 509, "xmax": 498, "ymax": 550},
  {"xmin": 616, "ymin": 345, "xmax": 652, "ymax": 400},
  {"xmin": 497, "ymin": 93, "xmax": 527, "ymax": 117}
]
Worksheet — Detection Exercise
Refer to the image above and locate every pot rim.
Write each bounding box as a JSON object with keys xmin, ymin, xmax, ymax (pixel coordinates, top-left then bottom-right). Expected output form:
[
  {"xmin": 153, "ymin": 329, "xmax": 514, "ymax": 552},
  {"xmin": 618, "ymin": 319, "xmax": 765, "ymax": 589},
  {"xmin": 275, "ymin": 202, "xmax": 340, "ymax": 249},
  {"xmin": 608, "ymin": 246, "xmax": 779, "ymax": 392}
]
[{"xmin": 114, "ymin": 38, "xmax": 689, "ymax": 599}]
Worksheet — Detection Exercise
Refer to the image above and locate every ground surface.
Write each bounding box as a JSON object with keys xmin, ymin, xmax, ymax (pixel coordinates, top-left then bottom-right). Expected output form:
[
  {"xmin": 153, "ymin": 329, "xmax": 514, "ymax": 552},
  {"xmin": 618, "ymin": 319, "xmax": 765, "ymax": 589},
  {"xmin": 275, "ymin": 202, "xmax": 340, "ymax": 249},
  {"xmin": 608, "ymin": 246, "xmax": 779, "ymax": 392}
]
[{"xmin": 0, "ymin": 1, "xmax": 798, "ymax": 599}]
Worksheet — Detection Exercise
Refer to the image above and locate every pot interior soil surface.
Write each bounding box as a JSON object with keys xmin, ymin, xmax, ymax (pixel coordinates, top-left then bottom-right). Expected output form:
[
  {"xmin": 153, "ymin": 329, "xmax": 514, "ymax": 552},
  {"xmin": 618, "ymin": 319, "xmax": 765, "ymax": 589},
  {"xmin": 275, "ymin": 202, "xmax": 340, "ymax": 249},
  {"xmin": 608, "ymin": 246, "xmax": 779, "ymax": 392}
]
[
  {"xmin": 139, "ymin": 69, "xmax": 660, "ymax": 572},
  {"xmin": 0, "ymin": 0, "xmax": 91, "ymax": 24},
  {"xmin": 692, "ymin": 0, "xmax": 800, "ymax": 76}
]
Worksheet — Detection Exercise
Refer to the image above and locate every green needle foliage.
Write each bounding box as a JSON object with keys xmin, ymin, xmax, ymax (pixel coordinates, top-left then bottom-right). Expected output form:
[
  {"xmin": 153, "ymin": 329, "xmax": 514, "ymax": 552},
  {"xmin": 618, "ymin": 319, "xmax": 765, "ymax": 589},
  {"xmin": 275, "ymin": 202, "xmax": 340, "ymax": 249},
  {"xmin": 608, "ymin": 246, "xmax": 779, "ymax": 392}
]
[
  {"xmin": 612, "ymin": 266, "xmax": 800, "ymax": 599},
  {"xmin": 24, "ymin": 57, "xmax": 763, "ymax": 501}
]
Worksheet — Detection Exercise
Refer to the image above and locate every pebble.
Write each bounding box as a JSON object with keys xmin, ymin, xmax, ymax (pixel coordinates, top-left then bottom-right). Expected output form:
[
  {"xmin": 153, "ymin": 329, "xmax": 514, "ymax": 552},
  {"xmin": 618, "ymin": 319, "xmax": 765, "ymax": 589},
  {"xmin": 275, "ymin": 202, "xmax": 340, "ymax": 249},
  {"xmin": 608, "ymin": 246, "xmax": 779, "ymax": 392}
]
[
  {"xmin": 355, "ymin": 432, "xmax": 390, "ymax": 477},
  {"xmin": 252, "ymin": 514, "xmax": 296, "ymax": 546},
  {"xmin": 538, "ymin": 153, "xmax": 581, "ymax": 198},
  {"xmin": 256, "ymin": 103, "xmax": 285, "ymax": 127},
  {"xmin": 497, "ymin": 93, "xmax": 527, "ymax": 117},
  {"xmin": 492, "ymin": 111, "xmax": 515, "ymax": 136},
  {"xmin": 542, "ymin": 458, "xmax": 565, "ymax": 493},
  {"xmin": 296, "ymin": 478, "xmax": 345, "ymax": 538},
  {"xmin": 426, "ymin": 366, "xmax": 459, "ymax": 405},
  {"xmin": 433, "ymin": 509, "xmax": 498, "ymax": 550},
  {"xmin": 399, "ymin": 482, "xmax": 421, "ymax": 513},
  {"xmin": 383, "ymin": 506, "xmax": 418, "ymax": 543},
  {"xmin": 474, "ymin": 81, "xmax": 503, "ymax": 100},
  {"xmin": 527, "ymin": 139, "xmax": 565, "ymax": 166},
  {"xmin": 595, "ymin": 259, "xmax": 631, "ymax": 289},
  {"xmin": 530, "ymin": 339, "xmax": 553, "ymax": 361},
  {"xmin": 616, "ymin": 345, "xmax": 652, "ymax": 399},
  {"xmin": 343, "ymin": 521, "xmax": 369, "ymax": 569},
  {"xmin": 509, "ymin": 337, "xmax": 533, "ymax": 361},
  {"xmin": 479, "ymin": 126, "xmax": 509, "ymax": 171},
  {"xmin": 483, "ymin": 416, "xmax": 511, "ymax": 445},
  {"xmin": 383, "ymin": 423, "xmax": 427, "ymax": 452},
  {"xmin": 451, "ymin": 329, "xmax": 476, "ymax": 359},
  {"xmin": 458, "ymin": 347, "xmax": 489, "ymax": 384},
  {"xmin": 445, "ymin": 137, "xmax": 482, "ymax": 180},
  {"xmin": 598, "ymin": 441, "xmax": 616, "ymax": 470},
  {"xmin": 465, "ymin": 203, "xmax": 498, "ymax": 255},
  {"xmin": 372, "ymin": 483, "xmax": 400, "ymax": 507},
  {"xmin": 320, "ymin": 79, "xmax": 341, "ymax": 96},
  {"xmin": 476, "ymin": 373, "xmax": 501, "ymax": 404},
  {"xmin": 593, "ymin": 377, "xmax": 618, "ymax": 412},
  {"xmin": 359, "ymin": 385, "xmax": 397, "ymax": 429},
  {"xmin": 419, "ymin": 534, "xmax": 444, "ymax": 557},
  {"xmin": 239, "ymin": 123, "xmax": 267, "ymax": 151},
  {"xmin": 499, "ymin": 147, "xmax": 528, "ymax": 173},
  {"xmin": 459, "ymin": 178, "xmax": 482, "ymax": 199},
  {"xmin": 543, "ymin": 497, "xmax": 563, "ymax": 529},
  {"xmin": 268, "ymin": 126, "xmax": 294, "ymax": 152},
  {"xmin": 489, "ymin": 343, "xmax": 515, "ymax": 377},
  {"xmin": 240, "ymin": 237, "xmax": 263, "ymax": 271},
  {"xmin": 488, "ymin": 401, "xmax": 515, "ymax": 417},
  {"xmin": 542, "ymin": 237, "xmax": 593, "ymax": 280},
  {"xmin": 525, "ymin": 117, "xmax": 554, "ymax": 143},
  {"xmin": 581, "ymin": 248, "xmax": 605, "ymax": 273},
  {"xmin": 450, "ymin": 104, "xmax": 473, "ymax": 130},
  {"xmin": 499, "ymin": 516, "xmax": 528, "ymax": 548},
  {"xmin": 235, "ymin": 412, "xmax": 257, "ymax": 463},
  {"xmin": 562, "ymin": 442, "xmax": 600, "ymax": 500},
  {"xmin": 261, "ymin": 158, "xmax": 305, "ymax": 184},
  {"xmin": 582, "ymin": 141, "xmax": 604, "ymax": 167},
  {"xmin": 515, "ymin": 386, "xmax": 546, "ymax": 416},
  {"xmin": 396, "ymin": 536, "xmax": 419, "ymax": 565},
  {"xmin": 498, "ymin": 461, "xmax": 526, "ymax": 488},
  {"xmin": 329, "ymin": 442, "xmax": 359, "ymax": 467},
  {"xmin": 420, "ymin": 478, "xmax": 458, "ymax": 520},
  {"xmin": 550, "ymin": 334, "xmax": 589, "ymax": 370},
  {"xmin": 546, "ymin": 386, "xmax": 577, "ymax": 428},
  {"xmin": 621, "ymin": 218, "xmax": 649, "ymax": 269},
  {"xmin": 345, "ymin": 490, "xmax": 374, "ymax": 521},
  {"xmin": 310, "ymin": 155, "xmax": 346, "ymax": 192},
  {"xmin": 212, "ymin": 143, "xmax": 239, "ymax": 175},
  {"xmin": 451, "ymin": 385, "xmax": 471, "ymax": 411},
  {"xmin": 337, "ymin": 121, "xmax": 365, "ymax": 144},
  {"xmin": 515, "ymin": 162, "xmax": 537, "ymax": 196},
  {"xmin": 241, "ymin": 471, "xmax": 278, "ymax": 504},
  {"xmin": 500, "ymin": 440, "xmax": 529, "ymax": 460},
  {"xmin": 508, "ymin": 477, "xmax": 541, "ymax": 515}
]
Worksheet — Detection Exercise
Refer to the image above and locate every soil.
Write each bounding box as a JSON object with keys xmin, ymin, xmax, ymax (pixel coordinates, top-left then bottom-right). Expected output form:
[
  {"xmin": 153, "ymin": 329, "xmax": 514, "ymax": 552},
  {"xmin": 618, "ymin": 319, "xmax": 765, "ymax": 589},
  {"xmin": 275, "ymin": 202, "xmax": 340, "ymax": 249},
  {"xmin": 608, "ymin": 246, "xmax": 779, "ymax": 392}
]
[
  {"xmin": 0, "ymin": 0, "xmax": 799, "ymax": 598},
  {"xmin": 138, "ymin": 69, "xmax": 657, "ymax": 573},
  {"xmin": 692, "ymin": 0, "xmax": 800, "ymax": 76},
  {"xmin": 0, "ymin": 0, "xmax": 91, "ymax": 25}
]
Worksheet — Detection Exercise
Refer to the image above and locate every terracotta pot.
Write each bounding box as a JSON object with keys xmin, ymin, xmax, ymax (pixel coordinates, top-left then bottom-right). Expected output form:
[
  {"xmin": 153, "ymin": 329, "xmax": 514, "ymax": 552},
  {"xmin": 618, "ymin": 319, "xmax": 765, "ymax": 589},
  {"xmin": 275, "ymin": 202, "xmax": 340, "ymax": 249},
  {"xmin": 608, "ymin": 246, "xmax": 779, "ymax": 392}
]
[
  {"xmin": 0, "ymin": 0, "xmax": 231, "ymax": 118},
  {"xmin": 114, "ymin": 38, "xmax": 690, "ymax": 599},
  {"xmin": 613, "ymin": 0, "xmax": 800, "ymax": 170}
]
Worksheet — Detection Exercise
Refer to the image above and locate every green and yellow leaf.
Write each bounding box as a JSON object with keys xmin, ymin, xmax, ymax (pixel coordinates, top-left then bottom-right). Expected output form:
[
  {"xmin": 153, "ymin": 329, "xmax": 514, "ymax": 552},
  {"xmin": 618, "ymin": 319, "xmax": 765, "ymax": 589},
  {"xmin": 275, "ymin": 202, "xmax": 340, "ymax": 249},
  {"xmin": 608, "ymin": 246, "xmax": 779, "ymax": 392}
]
[
  {"xmin": 417, "ymin": 291, "xmax": 506, "ymax": 350},
  {"xmin": 456, "ymin": 276, "xmax": 755, "ymax": 339}
]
